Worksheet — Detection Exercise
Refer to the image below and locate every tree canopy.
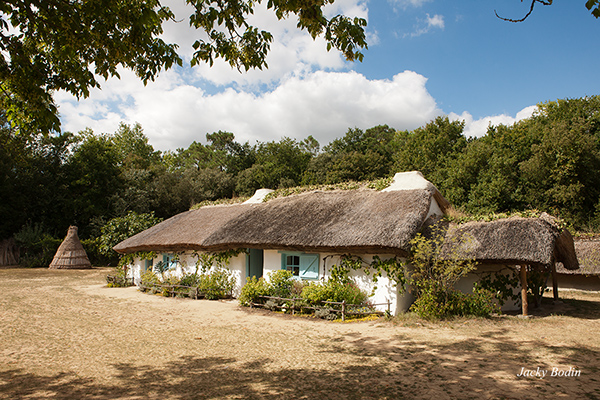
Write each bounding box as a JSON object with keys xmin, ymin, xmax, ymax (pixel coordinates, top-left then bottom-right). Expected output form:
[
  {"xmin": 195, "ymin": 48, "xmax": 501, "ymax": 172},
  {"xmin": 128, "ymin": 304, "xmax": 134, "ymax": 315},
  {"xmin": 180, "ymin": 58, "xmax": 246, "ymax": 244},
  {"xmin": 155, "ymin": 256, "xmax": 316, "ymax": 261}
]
[
  {"xmin": 4, "ymin": 95, "xmax": 600, "ymax": 247},
  {"xmin": 0, "ymin": 0, "xmax": 367, "ymax": 133}
]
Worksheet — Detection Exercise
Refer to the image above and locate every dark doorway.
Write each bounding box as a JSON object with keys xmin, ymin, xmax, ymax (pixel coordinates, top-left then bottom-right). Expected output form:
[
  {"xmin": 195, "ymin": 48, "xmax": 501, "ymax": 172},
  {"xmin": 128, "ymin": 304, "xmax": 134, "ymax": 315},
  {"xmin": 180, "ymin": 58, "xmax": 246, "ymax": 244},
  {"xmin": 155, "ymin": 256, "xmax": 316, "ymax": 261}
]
[{"xmin": 247, "ymin": 249, "xmax": 263, "ymax": 279}]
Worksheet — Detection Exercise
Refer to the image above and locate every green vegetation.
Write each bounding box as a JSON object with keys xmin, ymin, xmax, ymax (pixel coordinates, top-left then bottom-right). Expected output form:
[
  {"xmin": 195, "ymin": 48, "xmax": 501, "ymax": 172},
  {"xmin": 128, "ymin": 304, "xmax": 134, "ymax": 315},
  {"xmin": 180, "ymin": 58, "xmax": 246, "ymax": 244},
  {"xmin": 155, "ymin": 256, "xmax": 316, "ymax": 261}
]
[
  {"xmin": 139, "ymin": 265, "xmax": 236, "ymax": 300},
  {"xmin": 239, "ymin": 270, "xmax": 373, "ymax": 320},
  {"xmin": 1, "ymin": 1, "xmax": 367, "ymax": 134},
  {"xmin": 3, "ymin": 96, "xmax": 600, "ymax": 267},
  {"xmin": 408, "ymin": 231, "xmax": 498, "ymax": 319}
]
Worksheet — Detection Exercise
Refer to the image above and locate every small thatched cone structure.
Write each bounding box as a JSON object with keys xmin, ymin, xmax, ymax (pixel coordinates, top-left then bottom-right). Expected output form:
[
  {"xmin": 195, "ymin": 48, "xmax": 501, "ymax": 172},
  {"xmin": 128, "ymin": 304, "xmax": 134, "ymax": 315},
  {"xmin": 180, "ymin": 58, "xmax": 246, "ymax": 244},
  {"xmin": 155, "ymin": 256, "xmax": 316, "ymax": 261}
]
[{"xmin": 49, "ymin": 226, "xmax": 92, "ymax": 269}]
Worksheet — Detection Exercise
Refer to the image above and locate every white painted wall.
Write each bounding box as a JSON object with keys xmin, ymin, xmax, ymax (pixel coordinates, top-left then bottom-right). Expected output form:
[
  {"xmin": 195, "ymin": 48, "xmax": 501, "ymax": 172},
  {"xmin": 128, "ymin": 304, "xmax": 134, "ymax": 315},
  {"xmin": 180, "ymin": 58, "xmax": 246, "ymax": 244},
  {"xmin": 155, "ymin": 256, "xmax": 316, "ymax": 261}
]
[
  {"xmin": 261, "ymin": 250, "xmax": 410, "ymax": 315},
  {"xmin": 127, "ymin": 251, "xmax": 247, "ymax": 297},
  {"xmin": 455, "ymin": 265, "xmax": 521, "ymax": 312}
]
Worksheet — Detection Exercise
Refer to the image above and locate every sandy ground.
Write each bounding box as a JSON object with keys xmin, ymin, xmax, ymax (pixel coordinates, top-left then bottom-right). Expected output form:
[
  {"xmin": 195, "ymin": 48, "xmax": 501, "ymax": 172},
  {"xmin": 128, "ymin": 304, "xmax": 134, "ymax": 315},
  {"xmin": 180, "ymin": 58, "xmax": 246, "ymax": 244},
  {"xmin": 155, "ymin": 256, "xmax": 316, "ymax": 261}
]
[{"xmin": 0, "ymin": 267, "xmax": 599, "ymax": 399}]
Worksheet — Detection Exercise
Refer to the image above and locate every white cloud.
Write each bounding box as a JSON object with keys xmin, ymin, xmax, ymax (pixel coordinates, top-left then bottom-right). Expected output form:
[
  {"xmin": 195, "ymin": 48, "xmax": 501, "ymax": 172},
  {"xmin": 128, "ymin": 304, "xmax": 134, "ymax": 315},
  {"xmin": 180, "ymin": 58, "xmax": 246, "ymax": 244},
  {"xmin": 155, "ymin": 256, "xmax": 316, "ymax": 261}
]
[
  {"xmin": 158, "ymin": 0, "xmax": 369, "ymax": 88},
  {"xmin": 427, "ymin": 14, "xmax": 445, "ymax": 29},
  {"xmin": 405, "ymin": 13, "xmax": 445, "ymax": 38},
  {"xmin": 57, "ymin": 70, "xmax": 440, "ymax": 151},
  {"xmin": 56, "ymin": 0, "xmax": 443, "ymax": 151},
  {"xmin": 450, "ymin": 105, "xmax": 537, "ymax": 138},
  {"xmin": 389, "ymin": 0, "xmax": 432, "ymax": 9}
]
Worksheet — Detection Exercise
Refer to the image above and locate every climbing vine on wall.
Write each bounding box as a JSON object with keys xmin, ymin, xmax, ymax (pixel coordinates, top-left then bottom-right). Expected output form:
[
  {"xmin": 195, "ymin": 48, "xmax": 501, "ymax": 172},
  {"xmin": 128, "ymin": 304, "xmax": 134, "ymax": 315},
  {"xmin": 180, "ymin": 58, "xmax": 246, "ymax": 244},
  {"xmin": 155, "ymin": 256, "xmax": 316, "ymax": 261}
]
[
  {"xmin": 330, "ymin": 254, "xmax": 407, "ymax": 294},
  {"xmin": 474, "ymin": 266, "xmax": 550, "ymax": 308},
  {"xmin": 118, "ymin": 251, "xmax": 157, "ymax": 267},
  {"xmin": 191, "ymin": 249, "xmax": 249, "ymax": 274}
]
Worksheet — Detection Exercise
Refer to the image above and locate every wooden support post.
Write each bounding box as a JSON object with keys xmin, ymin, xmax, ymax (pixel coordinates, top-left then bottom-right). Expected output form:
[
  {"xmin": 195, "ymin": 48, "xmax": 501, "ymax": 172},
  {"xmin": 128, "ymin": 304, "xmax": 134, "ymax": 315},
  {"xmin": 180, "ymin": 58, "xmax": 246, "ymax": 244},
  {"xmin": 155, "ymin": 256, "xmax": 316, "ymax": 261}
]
[
  {"xmin": 551, "ymin": 263, "xmax": 559, "ymax": 301},
  {"xmin": 520, "ymin": 264, "xmax": 528, "ymax": 316},
  {"xmin": 342, "ymin": 300, "xmax": 346, "ymax": 322}
]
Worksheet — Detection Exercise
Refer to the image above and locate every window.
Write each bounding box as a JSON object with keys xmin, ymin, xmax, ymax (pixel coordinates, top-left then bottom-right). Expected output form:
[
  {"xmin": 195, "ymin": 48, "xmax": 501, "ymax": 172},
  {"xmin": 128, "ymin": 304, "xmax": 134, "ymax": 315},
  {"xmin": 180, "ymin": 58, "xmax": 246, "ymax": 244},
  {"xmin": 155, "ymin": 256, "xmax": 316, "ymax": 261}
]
[
  {"xmin": 143, "ymin": 258, "xmax": 153, "ymax": 272},
  {"xmin": 281, "ymin": 253, "xmax": 319, "ymax": 280},
  {"xmin": 285, "ymin": 255, "xmax": 300, "ymax": 276},
  {"xmin": 162, "ymin": 254, "xmax": 177, "ymax": 269}
]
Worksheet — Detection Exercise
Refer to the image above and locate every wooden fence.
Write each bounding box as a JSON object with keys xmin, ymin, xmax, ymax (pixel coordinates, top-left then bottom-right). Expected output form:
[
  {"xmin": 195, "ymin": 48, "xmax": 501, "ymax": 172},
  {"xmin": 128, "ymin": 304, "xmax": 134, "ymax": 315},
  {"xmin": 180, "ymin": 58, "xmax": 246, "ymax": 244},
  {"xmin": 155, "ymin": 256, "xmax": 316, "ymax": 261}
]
[
  {"xmin": 136, "ymin": 283, "xmax": 234, "ymax": 300},
  {"xmin": 138, "ymin": 283, "xmax": 205, "ymax": 299},
  {"xmin": 105, "ymin": 275, "xmax": 135, "ymax": 287},
  {"xmin": 252, "ymin": 295, "xmax": 391, "ymax": 321}
]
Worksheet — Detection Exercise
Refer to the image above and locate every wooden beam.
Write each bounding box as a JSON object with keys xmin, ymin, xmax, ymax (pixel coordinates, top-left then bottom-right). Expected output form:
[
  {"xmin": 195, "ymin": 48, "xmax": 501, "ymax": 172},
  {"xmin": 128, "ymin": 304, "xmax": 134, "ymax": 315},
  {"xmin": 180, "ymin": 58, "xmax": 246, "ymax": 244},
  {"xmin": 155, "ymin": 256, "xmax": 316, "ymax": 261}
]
[
  {"xmin": 520, "ymin": 264, "xmax": 528, "ymax": 316},
  {"xmin": 551, "ymin": 263, "xmax": 559, "ymax": 301}
]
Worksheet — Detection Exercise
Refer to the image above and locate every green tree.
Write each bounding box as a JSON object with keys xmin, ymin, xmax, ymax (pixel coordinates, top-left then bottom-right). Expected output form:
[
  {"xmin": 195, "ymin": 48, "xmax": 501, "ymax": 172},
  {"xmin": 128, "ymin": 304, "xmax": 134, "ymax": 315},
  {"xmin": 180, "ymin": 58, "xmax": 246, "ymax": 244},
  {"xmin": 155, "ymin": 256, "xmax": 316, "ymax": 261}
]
[
  {"xmin": 393, "ymin": 116, "xmax": 467, "ymax": 186},
  {"xmin": 519, "ymin": 99, "xmax": 600, "ymax": 228},
  {"xmin": 98, "ymin": 211, "xmax": 162, "ymax": 256},
  {"xmin": 1, "ymin": 0, "xmax": 367, "ymax": 133},
  {"xmin": 304, "ymin": 125, "xmax": 397, "ymax": 184},
  {"xmin": 0, "ymin": 111, "xmax": 75, "ymax": 238},
  {"xmin": 235, "ymin": 137, "xmax": 314, "ymax": 194},
  {"xmin": 442, "ymin": 122, "xmax": 535, "ymax": 214},
  {"xmin": 111, "ymin": 123, "xmax": 161, "ymax": 170},
  {"xmin": 65, "ymin": 130, "xmax": 123, "ymax": 234}
]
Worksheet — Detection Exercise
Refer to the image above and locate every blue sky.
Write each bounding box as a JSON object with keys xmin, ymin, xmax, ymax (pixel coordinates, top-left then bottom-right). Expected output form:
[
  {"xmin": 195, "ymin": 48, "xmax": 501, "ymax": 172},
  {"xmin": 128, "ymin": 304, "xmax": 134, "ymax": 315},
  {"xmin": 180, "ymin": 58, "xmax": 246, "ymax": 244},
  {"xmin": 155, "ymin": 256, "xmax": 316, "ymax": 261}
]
[{"xmin": 56, "ymin": 0, "xmax": 600, "ymax": 151}]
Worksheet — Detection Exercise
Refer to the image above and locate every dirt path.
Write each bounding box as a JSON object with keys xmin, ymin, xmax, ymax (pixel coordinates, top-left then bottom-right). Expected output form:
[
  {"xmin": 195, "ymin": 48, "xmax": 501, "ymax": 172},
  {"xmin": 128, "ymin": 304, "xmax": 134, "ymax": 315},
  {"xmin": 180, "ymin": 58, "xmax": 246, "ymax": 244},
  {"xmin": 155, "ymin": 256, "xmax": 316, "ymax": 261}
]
[{"xmin": 1, "ymin": 268, "xmax": 599, "ymax": 399}]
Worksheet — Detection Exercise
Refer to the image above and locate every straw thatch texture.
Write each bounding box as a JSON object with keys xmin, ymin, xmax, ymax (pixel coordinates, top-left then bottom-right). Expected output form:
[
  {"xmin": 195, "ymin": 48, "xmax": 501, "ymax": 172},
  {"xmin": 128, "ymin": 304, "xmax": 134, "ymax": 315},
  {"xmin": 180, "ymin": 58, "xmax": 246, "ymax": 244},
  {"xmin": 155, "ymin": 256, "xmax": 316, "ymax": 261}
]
[
  {"xmin": 113, "ymin": 204, "xmax": 253, "ymax": 254},
  {"xmin": 441, "ymin": 217, "xmax": 579, "ymax": 270},
  {"xmin": 203, "ymin": 189, "xmax": 433, "ymax": 255},
  {"xmin": 0, "ymin": 238, "xmax": 19, "ymax": 266},
  {"xmin": 556, "ymin": 240, "xmax": 600, "ymax": 275},
  {"xmin": 114, "ymin": 189, "xmax": 435, "ymax": 256},
  {"xmin": 49, "ymin": 226, "xmax": 91, "ymax": 269}
]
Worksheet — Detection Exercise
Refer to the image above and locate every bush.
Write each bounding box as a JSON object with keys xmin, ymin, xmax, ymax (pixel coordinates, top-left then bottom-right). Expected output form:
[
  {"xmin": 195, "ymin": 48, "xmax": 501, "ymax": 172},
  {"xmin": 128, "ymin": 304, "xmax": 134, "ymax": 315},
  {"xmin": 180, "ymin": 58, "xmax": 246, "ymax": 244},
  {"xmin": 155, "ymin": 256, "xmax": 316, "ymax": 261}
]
[
  {"xmin": 140, "ymin": 269, "xmax": 160, "ymax": 290},
  {"xmin": 140, "ymin": 268, "xmax": 235, "ymax": 300},
  {"xmin": 410, "ymin": 288, "xmax": 498, "ymax": 319},
  {"xmin": 238, "ymin": 270, "xmax": 372, "ymax": 320},
  {"xmin": 407, "ymin": 230, "xmax": 497, "ymax": 319},
  {"xmin": 179, "ymin": 273, "xmax": 202, "ymax": 287},
  {"xmin": 268, "ymin": 269, "xmax": 295, "ymax": 297},
  {"xmin": 197, "ymin": 267, "xmax": 236, "ymax": 300},
  {"xmin": 239, "ymin": 276, "xmax": 270, "ymax": 306},
  {"xmin": 106, "ymin": 266, "xmax": 132, "ymax": 287},
  {"xmin": 14, "ymin": 224, "xmax": 61, "ymax": 268},
  {"xmin": 301, "ymin": 280, "xmax": 368, "ymax": 306},
  {"xmin": 82, "ymin": 238, "xmax": 117, "ymax": 267}
]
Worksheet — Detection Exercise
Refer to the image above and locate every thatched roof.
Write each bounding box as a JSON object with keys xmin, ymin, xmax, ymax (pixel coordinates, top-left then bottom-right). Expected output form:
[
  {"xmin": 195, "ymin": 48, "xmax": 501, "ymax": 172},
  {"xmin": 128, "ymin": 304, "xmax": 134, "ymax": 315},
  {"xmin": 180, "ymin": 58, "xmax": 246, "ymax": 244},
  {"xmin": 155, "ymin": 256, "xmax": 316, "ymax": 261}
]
[
  {"xmin": 113, "ymin": 204, "xmax": 252, "ymax": 254},
  {"xmin": 441, "ymin": 215, "xmax": 579, "ymax": 270},
  {"xmin": 203, "ymin": 189, "xmax": 434, "ymax": 255},
  {"xmin": 49, "ymin": 226, "xmax": 92, "ymax": 269},
  {"xmin": 114, "ymin": 188, "xmax": 438, "ymax": 256},
  {"xmin": 556, "ymin": 240, "xmax": 600, "ymax": 275}
]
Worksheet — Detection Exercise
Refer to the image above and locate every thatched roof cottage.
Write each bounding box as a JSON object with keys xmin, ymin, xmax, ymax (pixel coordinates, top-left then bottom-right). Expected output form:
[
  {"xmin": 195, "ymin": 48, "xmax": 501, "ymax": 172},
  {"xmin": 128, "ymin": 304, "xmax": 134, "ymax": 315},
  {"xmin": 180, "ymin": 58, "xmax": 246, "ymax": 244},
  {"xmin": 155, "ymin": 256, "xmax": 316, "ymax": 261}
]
[
  {"xmin": 556, "ymin": 239, "xmax": 600, "ymax": 291},
  {"xmin": 114, "ymin": 171, "xmax": 579, "ymax": 315}
]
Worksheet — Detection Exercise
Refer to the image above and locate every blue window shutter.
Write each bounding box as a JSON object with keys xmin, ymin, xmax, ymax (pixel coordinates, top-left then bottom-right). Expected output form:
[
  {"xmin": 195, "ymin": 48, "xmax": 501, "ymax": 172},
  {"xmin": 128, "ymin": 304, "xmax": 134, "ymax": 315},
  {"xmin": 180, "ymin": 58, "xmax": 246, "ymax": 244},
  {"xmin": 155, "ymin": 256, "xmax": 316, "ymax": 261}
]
[
  {"xmin": 299, "ymin": 254, "xmax": 319, "ymax": 280},
  {"xmin": 163, "ymin": 254, "xmax": 175, "ymax": 269}
]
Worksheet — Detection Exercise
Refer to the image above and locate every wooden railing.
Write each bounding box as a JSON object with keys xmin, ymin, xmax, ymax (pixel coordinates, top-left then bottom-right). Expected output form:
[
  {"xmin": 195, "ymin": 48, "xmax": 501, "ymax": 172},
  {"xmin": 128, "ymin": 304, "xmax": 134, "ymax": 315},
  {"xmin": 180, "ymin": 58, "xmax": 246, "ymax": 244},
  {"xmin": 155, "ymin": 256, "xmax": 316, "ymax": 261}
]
[{"xmin": 253, "ymin": 295, "xmax": 391, "ymax": 321}]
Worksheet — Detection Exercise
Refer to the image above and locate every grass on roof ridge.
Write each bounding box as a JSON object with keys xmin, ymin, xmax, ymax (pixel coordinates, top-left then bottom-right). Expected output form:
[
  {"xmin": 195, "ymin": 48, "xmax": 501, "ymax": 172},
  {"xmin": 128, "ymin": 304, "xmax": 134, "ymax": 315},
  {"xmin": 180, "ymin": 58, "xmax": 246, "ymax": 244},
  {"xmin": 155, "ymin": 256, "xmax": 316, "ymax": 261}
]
[
  {"xmin": 190, "ymin": 196, "xmax": 250, "ymax": 210},
  {"xmin": 189, "ymin": 177, "xmax": 394, "ymax": 210},
  {"xmin": 443, "ymin": 208, "xmax": 572, "ymax": 232},
  {"xmin": 262, "ymin": 177, "xmax": 394, "ymax": 202}
]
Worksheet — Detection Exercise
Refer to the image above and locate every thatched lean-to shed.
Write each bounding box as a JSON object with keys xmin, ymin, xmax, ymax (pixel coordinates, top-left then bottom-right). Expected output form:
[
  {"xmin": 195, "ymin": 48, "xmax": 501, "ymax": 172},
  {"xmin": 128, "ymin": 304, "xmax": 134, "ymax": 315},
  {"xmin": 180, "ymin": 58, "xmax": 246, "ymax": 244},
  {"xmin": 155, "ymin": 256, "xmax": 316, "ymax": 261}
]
[
  {"xmin": 441, "ymin": 215, "xmax": 579, "ymax": 271},
  {"xmin": 556, "ymin": 239, "xmax": 600, "ymax": 291},
  {"xmin": 49, "ymin": 226, "xmax": 91, "ymax": 269},
  {"xmin": 441, "ymin": 214, "xmax": 579, "ymax": 315}
]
